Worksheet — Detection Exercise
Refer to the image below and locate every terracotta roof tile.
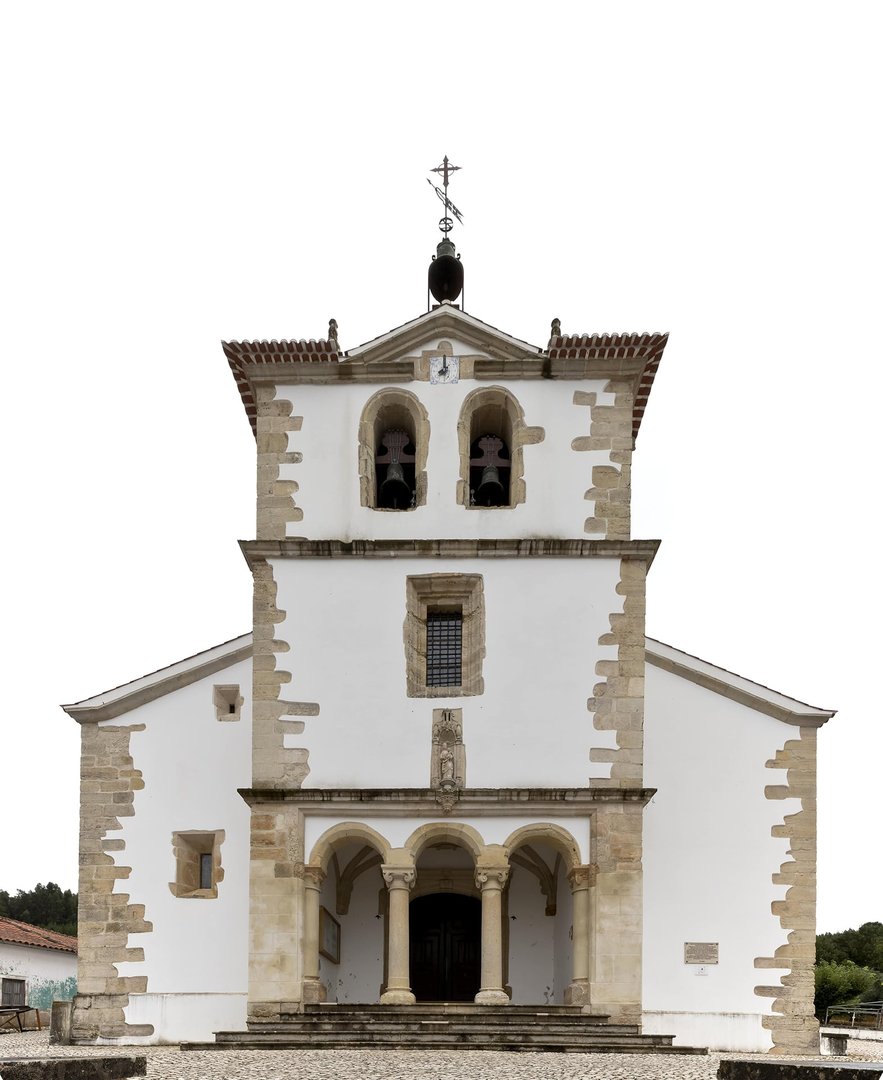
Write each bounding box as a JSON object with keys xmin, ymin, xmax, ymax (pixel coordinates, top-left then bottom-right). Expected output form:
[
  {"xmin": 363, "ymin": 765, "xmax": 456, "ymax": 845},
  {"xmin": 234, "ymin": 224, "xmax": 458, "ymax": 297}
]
[
  {"xmin": 0, "ymin": 916, "xmax": 77, "ymax": 954},
  {"xmin": 222, "ymin": 339, "xmax": 341, "ymax": 435},
  {"xmin": 548, "ymin": 332, "xmax": 668, "ymax": 439}
]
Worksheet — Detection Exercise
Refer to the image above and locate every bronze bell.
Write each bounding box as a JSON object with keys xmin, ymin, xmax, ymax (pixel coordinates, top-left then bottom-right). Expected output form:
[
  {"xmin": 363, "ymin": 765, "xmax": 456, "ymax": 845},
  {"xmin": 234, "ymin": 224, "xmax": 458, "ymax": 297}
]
[
  {"xmin": 380, "ymin": 460, "xmax": 412, "ymax": 509},
  {"xmin": 475, "ymin": 464, "xmax": 505, "ymax": 505}
]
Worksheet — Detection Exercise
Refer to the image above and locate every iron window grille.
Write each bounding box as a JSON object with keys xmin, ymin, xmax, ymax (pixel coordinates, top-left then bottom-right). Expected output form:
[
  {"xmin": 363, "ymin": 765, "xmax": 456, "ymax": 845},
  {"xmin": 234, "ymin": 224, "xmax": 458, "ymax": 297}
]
[{"xmin": 426, "ymin": 611, "xmax": 463, "ymax": 687}]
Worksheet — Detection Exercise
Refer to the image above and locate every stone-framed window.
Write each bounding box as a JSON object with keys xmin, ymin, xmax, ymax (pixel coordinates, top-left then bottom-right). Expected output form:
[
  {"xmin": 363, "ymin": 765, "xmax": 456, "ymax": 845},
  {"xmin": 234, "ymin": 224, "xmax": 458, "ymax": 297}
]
[
  {"xmin": 213, "ymin": 684, "xmax": 242, "ymax": 722},
  {"xmin": 405, "ymin": 574, "xmax": 484, "ymax": 698},
  {"xmin": 457, "ymin": 386, "xmax": 543, "ymax": 509},
  {"xmin": 169, "ymin": 830, "xmax": 225, "ymax": 899},
  {"xmin": 358, "ymin": 389, "xmax": 430, "ymax": 511}
]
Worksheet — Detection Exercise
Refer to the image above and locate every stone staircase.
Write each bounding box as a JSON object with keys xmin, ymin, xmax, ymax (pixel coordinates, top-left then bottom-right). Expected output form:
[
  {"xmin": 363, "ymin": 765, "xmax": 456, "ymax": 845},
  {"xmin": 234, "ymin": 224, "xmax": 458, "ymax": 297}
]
[{"xmin": 182, "ymin": 1003, "xmax": 706, "ymax": 1054}]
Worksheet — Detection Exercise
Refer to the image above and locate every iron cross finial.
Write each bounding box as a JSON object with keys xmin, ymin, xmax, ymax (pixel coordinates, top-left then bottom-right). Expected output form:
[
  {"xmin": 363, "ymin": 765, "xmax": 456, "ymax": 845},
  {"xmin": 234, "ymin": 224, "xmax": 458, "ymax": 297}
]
[{"xmin": 428, "ymin": 156, "xmax": 464, "ymax": 238}]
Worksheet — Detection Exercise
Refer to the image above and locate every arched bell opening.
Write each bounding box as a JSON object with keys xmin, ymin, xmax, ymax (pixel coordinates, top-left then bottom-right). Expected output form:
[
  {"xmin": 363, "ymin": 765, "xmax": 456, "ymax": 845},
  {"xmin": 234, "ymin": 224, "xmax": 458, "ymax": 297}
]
[
  {"xmin": 457, "ymin": 386, "xmax": 541, "ymax": 509},
  {"xmin": 358, "ymin": 389, "xmax": 429, "ymax": 511},
  {"xmin": 409, "ymin": 842, "xmax": 481, "ymax": 1002}
]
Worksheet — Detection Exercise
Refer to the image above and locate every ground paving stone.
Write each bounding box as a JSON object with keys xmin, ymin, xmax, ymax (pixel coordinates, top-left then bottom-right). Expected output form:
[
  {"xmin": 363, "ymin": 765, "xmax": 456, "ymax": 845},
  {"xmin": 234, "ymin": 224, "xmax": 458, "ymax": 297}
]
[{"xmin": 1, "ymin": 1032, "xmax": 881, "ymax": 1080}]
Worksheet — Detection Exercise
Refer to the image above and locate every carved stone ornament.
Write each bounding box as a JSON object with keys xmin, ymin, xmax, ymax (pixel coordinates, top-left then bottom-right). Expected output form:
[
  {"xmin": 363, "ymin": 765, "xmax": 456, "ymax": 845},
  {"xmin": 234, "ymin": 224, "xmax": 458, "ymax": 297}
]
[
  {"xmin": 475, "ymin": 866, "xmax": 510, "ymax": 890},
  {"xmin": 381, "ymin": 866, "xmax": 416, "ymax": 890},
  {"xmin": 567, "ymin": 864, "xmax": 597, "ymax": 891},
  {"xmin": 303, "ymin": 864, "xmax": 326, "ymax": 889}
]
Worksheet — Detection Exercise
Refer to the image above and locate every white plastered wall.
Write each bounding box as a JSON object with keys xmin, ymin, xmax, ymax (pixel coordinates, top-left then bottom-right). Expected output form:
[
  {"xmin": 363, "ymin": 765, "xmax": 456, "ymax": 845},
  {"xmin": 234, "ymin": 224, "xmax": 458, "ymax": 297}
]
[
  {"xmin": 642, "ymin": 664, "xmax": 800, "ymax": 1051},
  {"xmin": 108, "ymin": 658, "xmax": 252, "ymax": 1042},
  {"xmin": 273, "ymin": 556, "xmax": 621, "ymax": 789},
  {"xmin": 273, "ymin": 363, "xmax": 616, "ymax": 541},
  {"xmin": 0, "ymin": 943, "xmax": 77, "ymax": 1010}
]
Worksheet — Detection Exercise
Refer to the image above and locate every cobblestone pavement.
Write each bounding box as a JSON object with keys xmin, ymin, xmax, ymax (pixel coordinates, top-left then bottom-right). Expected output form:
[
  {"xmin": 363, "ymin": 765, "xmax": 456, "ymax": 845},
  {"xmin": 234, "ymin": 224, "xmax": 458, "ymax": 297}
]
[{"xmin": 1, "ymin": 1032, "xmax": 881, "ymax": 1080}]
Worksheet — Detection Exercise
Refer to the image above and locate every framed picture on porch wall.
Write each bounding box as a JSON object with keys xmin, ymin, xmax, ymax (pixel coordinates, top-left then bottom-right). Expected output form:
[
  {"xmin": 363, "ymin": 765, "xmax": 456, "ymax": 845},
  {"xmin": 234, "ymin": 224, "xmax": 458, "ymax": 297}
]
[{"xmin": 319, "ymin": 906, "xmax": 340, "ymax": 964}]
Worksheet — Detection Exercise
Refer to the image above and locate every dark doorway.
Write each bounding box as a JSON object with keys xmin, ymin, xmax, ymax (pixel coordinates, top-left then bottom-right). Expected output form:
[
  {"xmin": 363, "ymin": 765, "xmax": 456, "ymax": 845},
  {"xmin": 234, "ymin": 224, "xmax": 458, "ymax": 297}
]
[{"xmin": 409, "ymin": 892, "xmax": 481, "ymax": 1002}]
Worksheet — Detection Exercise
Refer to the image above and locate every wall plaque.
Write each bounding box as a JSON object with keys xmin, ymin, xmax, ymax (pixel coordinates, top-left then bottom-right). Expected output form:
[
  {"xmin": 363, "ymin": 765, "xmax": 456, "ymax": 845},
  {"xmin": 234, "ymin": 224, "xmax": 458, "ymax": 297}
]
[{"xmin": 684, "ymin": 942, "xmax": 719, "ymax": 964}]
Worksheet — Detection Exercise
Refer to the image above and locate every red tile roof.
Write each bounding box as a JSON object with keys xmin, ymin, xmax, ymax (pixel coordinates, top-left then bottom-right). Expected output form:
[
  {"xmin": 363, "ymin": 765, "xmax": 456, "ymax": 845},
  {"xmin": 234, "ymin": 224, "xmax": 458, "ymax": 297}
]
[
  {"xmin": 222, "ymin": 339, "xmax": 341, "ymax": 435},
  {"xmin": 548, "ymin": 332, "xmax": 668, "ymax": 439},
  {"xmin": 0, "ymin": 917, "xmax": 77, "ymax": 954}
]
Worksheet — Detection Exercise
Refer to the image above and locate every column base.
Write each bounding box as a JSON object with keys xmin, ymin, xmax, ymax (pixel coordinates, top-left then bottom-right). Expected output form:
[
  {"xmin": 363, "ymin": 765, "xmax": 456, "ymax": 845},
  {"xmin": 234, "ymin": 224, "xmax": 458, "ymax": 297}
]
[
  {"xmin": 301, "ymin": 978, "xmax": 325, "ymax": 1004},
  {"xmin": 474, "ymin": 989, "xmax": 510, "ymax": 1005},
  {"xmin": 564, "ymin": 979, "xmax": 590, "ymax": 1007},
  {"xmin": 380, "ymin": 988, "xmax": 416, "ymax": 1005}
]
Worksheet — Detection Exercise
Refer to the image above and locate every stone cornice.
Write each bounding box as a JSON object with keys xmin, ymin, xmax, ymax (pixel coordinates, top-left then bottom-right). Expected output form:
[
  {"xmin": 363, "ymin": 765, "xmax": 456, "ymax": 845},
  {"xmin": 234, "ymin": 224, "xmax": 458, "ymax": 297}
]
[
  {"xmin": 238, "ymin": 787, "xmax": 657, "ymax": 812},
  {"xmin": 239, "ymin": 538, "xmax": 661, "ymax": 567},
  {"xmin": 223, "ymin": 306, "xmax": 668, "ymax": 441}
]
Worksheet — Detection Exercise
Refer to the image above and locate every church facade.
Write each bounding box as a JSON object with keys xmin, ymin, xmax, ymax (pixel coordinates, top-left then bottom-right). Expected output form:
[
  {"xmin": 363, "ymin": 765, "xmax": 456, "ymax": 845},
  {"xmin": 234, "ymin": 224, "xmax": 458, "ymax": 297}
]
[{"xmin": 64, "ymin": 301, "xmax": 832, "ymax": 1053}]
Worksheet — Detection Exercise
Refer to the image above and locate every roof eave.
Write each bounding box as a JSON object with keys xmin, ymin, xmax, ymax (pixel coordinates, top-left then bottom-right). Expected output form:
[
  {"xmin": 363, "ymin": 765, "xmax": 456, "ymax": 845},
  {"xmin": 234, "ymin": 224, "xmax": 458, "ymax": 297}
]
[{"xmin": 645, "ymin": 638, "xmax": 835, "ymax": 727}]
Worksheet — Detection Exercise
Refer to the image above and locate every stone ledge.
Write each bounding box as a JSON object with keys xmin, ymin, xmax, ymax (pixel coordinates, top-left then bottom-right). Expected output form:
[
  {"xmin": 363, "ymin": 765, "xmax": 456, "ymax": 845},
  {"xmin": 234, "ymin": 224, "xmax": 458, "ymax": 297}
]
[
  {"xmin": 239, "ymin": 786, "xmax": 657, "ymax": 811},
  {"xmin": 240, "ymin": 538, "xmax": 661, "ymax": 564},
  {"xmin": 718, "ymin": 1060, "xmax": 882, "ymax": 1080},
  {"xmin": 0, "ymin": 1058, "xmax": 146, "ymax": 1080}
]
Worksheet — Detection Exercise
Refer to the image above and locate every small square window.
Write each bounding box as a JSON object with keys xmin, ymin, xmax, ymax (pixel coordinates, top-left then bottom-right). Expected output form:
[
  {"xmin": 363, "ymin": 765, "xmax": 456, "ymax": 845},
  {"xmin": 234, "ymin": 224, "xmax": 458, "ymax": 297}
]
[{"xmin": 169, "ymin": 830, "xmax": 225, "ymax": 898}]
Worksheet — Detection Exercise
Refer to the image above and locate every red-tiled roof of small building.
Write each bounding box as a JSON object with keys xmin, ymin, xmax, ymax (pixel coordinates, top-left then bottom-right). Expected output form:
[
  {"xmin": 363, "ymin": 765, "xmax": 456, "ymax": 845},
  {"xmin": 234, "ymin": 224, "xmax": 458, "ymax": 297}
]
[{"xmin": 0, "ymin": 916, "xmax": 77, "ymax": 954}]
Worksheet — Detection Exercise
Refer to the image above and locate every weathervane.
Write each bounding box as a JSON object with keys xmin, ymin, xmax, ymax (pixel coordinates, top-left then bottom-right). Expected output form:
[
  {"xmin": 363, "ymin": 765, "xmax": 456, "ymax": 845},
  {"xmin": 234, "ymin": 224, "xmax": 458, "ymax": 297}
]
[{"xmin": 428, "ymin": 156, "xmax": 464, "ymax": 238}]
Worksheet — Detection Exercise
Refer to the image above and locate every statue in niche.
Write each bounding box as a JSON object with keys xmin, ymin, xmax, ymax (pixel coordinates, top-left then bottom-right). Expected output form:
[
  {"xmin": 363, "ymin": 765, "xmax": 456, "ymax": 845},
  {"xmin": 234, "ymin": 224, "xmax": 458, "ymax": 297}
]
[{"xmin": 431, "ymin": 708, "xmax": 465, "ymax": 813}]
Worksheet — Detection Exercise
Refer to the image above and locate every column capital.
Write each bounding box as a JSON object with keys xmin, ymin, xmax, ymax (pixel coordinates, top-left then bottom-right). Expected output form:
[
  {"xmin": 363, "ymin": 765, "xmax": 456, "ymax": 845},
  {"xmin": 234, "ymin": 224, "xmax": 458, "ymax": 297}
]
[
  {"xmin": 303, "ymin": 864, "xmax": 326, "ymax": 889},
  {"xmin": 475, "ymin": 866, "xmax": 509, "ymax": 890},
  {"xmin": 381, "ymin": 865, "xmax": 416, "ymax": 890},
  {"xmin": 568, "ymin": 864, "xmax": 597, "ymax": 891}
]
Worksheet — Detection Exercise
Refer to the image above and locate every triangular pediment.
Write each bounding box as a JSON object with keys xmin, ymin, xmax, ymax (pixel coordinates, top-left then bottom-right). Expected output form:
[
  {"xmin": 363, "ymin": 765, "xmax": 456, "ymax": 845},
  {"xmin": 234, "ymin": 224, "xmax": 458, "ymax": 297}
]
[{"xmin": 344, "ymin": 304, "xmax": 543, "ymax": 366}]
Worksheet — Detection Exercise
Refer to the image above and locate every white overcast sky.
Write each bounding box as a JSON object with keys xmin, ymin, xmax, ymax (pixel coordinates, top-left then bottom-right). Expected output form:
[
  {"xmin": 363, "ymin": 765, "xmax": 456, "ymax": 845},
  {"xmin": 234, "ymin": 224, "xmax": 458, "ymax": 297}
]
[{"xmin": 1, "ymin": 2, "xmax": 880, "ymax": 933}]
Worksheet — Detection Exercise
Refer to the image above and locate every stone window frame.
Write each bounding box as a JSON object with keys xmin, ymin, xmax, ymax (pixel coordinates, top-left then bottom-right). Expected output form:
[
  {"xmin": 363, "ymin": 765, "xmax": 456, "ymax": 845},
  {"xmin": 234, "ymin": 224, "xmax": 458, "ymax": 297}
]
[
  {"xmin": 456, "ymin": 385, "xmax": 543, "ymax": 509},
  {"xmin": 358, "ymin": 388, "xmax": 430, "ymax": 511},
  {"xmin": 405, "ymin": 574, "xmax": 485, "ymax": 698},
  {"xmin": 169, "ymin": 830, "xmax": 225, "ymax": 899},
  {"xmin": 213, "ymin": 684, "xmax": 242, "ymax": 722}
]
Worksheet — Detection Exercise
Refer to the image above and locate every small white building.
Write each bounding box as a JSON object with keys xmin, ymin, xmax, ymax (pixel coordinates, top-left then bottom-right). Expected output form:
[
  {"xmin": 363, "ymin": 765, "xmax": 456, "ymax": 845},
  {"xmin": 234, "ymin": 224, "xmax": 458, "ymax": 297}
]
[
  {"xmin": 0, "ymin": 917, "xmax": 77, "ymax": 1023},
  {"xmin": 63, "ymin": 261, "xmax": 833, "ymax": 1053}
]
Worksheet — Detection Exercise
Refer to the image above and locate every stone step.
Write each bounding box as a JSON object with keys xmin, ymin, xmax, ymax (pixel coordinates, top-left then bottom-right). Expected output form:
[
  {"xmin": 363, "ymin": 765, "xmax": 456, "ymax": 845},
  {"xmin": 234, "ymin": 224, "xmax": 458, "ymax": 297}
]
[
  {"xmin": 304, "ymin": 1002, "xmax": 586, "ymax": 1014},
  {"xmin": 264, "ymin": 1015, "xmax": 627, "ymax": 1030},
  {"xmin": 241, "ymin": 1021, "xmax": 643, "ymax": 1037},
  {"xmin": 191, "ymin": 1032, "xmax": 704, "ymax": 1054}
]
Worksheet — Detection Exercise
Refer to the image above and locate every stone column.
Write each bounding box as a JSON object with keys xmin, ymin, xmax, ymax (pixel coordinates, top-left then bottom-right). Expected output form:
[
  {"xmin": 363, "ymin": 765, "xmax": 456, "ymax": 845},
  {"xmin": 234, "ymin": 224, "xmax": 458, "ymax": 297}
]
[
  {"xmin": 474, "ymin": 866, "xmax": 510, "ymax": 1005},
  {"xmin": 380, "ymin": 866, "xmax": 416, "ymax": 1005},
  {"xmin": 301, "ymin": 865, "xmax": 325, "ymax": 1003},
  {"xmin": 565, "ymin": 864, "xmax": 597, "ymax": 1009}
]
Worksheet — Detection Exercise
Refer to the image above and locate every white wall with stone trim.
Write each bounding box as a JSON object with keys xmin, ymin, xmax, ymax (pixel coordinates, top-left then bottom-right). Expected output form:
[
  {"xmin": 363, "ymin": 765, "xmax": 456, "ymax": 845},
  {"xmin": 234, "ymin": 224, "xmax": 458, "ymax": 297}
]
[
  {"xmin": 272, "ymin": 371, "xmax": 616, "ymax": 541},
  {"xmin": 642, "ymin": 663, "xmax": 798, "ymax": 1051},
  {"xmin": 271, "ymin": 556, "xmax": 621, "ymax": 789},
  {"xmin": 0, "ymin": 942, "xmax": 76, "ymax": 1011},
  {"xmin": 106, "ymin": 659, "xmax": 252, "ymax": 1040},
  {"xmin": 318, "ymin": 864, "xmax": 384, "ymax": 1004}
]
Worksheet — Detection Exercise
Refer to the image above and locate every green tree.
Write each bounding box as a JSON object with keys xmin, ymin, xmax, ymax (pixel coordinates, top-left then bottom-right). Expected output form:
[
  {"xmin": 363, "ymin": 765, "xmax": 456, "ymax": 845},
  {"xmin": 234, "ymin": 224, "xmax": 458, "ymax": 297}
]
[
  {"xmin": 817, "ymin": 922, "xmax": 883, "ymax": 970},
  {"xmin": 0, "ymin": 883, "xmax": 77, "ymax": 936},
  {"xmin": 815, "ymin": 961, "xmax": 881, "ymax": 1018}
]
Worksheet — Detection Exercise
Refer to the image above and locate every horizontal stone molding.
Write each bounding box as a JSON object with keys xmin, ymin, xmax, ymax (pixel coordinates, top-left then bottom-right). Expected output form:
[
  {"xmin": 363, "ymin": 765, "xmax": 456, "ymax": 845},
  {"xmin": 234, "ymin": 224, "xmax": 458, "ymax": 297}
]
[
  {"xmin": 239, "ymin": 786, "xmax": 656, "ymax": 814},
  {"xmin": 240, "ymin": 538, "xmax": 660, "ymax": 565}
]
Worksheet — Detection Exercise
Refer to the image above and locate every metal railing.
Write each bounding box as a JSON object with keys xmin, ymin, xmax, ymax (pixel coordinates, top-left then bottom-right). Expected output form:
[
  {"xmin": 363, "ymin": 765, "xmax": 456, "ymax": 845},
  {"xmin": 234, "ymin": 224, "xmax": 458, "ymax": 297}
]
[{"xmin": 825, "ymin": 1002, "xmax": 883, "ymax": 1030}]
